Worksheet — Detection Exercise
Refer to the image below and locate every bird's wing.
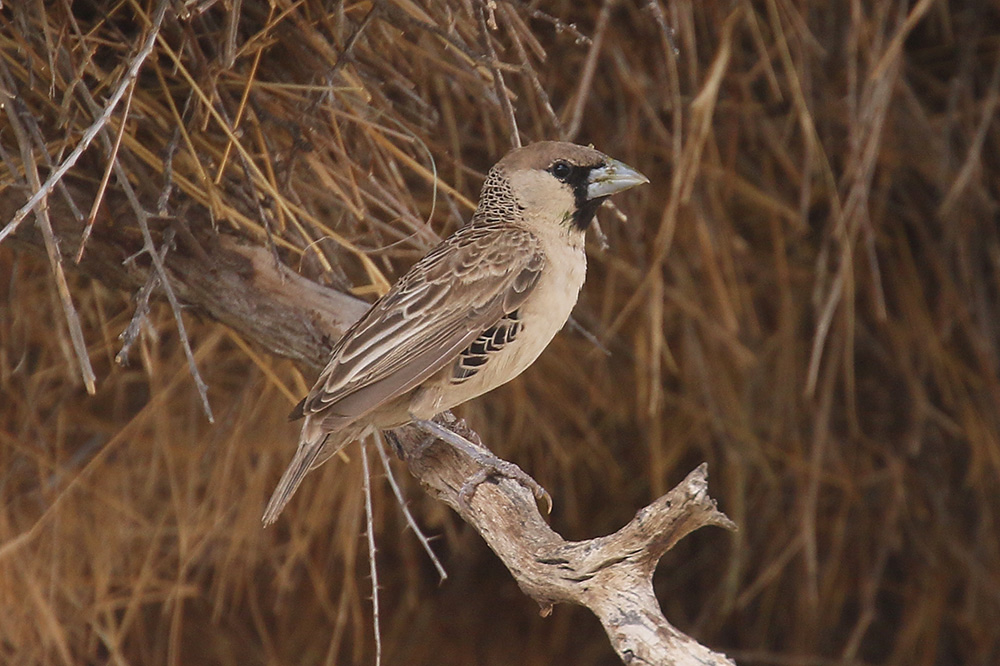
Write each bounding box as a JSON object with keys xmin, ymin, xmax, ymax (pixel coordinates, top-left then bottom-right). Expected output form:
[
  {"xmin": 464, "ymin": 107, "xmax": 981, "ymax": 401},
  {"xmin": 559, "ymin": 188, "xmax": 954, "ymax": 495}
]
[{"xmin": 301, "ymin": 223, "xmax": 544, "ymax": 426}]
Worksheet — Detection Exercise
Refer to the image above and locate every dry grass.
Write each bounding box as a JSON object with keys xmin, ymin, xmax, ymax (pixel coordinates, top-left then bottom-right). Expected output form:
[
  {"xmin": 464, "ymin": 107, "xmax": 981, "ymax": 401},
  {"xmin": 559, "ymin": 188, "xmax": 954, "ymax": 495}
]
[{"xmin": 2, "ymin": 0, "xmax": 1000, "ymax": 664}]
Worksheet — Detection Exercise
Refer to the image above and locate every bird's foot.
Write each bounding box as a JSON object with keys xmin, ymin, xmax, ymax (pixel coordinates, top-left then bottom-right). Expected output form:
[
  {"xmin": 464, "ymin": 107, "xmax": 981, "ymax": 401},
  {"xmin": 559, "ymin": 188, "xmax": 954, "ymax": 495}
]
[
  {"xmin": 413, "ymin": 418, "xmax": 552, "ymax": 514},
  {"xmin": 457, "ymin": 456, "xmax": 552, "ymax": 514}
]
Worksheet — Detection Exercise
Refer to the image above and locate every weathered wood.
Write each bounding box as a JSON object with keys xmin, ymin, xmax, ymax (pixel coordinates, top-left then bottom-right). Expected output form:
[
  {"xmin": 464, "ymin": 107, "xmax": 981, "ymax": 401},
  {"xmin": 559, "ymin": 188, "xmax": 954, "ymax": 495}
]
[{"xmin": 390, "ymin": 419, "xmax": 736, "ymax": 666}]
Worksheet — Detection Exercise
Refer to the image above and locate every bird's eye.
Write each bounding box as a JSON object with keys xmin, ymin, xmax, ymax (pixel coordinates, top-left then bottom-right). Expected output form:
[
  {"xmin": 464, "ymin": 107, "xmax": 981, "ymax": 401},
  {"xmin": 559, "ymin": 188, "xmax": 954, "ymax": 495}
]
[{"xmin": 550, "ymin": 161, "xmax": 573, "ymax": 180}]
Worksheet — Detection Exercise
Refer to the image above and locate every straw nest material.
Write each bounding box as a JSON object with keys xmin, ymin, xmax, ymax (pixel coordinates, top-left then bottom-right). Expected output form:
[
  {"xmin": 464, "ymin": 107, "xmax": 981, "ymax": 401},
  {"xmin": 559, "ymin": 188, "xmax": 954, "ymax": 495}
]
[{"xmin": 1, "ymin": 1, "xmax": 999, "ymax": 664}]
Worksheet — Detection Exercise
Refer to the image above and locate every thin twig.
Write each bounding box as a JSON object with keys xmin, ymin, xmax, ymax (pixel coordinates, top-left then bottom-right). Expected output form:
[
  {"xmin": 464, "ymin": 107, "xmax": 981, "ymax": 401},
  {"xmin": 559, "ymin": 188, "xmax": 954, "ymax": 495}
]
[
  {"xmin": 504, "ymin": 0, "xmax": 592, "ymax": 45},
  {"xmin": 938, "ymin": 45, "xmax": 1000, "ymax": 217},
  {"xmin": 116, "ymin": 229, "xmax": 174, "ymax": 366},
  {"xmin": 373, "ymin": 431, "xmax": 448, "ymax": 583},
  {"xmin": 563, "ymin": 0, "xmax": 616, "ymax": 141},
  {"xmin": 566, "ymin": 315, "xmax": 612, "ymax": 357},
  {"xmin": 53, "ymin": 5, "xmax": 215, "ymax": 421},
  {"xmin": 477, "ymin": 0, "xmax": 521, "ymax": 148},
  {"xmin": 121, "ymin": 179, "xmax": 215, "ymax": 421},
  {"xmin": 215, "ymin": 99, "xmax": 284, "ymax": 273},
  {"xmin": 77, "ymin": 76, "xmax": 138, "ymax": 263},
  {"xmin": 18, "ymin": 77, "xmax": 87, "ymax": 227},
  {"xmin": 318, "ymin": 0, "xmax": 381, "ymax": 108},
  {"xmin": 360, "ymin": 442, "xmax": 382, "ymax": 666},
  {"xmin": 222, "ymin": 0, "xmax": 242, "ymax": 68},
  {"xmin": 157, "ymin": 126, "xmax": 182, "ymax": 215},
  {"xmin": 379, "ymin": 2, "xmax": 483, "ymax": 65},
  {"xmin": 214, "ymin": 2, "xmax": 269, "ymax": 184},
  {"xmin": 500, "ymin": 4, "xmax": 564, "ymax": 137},
  {"xmin": 645, "ymin": 0, "xmax": 679, "ymax": 56}
]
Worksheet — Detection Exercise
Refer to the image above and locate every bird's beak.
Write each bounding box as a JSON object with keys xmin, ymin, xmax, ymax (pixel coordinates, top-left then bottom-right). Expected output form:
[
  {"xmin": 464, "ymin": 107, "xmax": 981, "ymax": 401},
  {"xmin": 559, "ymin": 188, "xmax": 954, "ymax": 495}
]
[{"xmin": 587, "ymin": 158, "xmax": 649, "ymax": 200}]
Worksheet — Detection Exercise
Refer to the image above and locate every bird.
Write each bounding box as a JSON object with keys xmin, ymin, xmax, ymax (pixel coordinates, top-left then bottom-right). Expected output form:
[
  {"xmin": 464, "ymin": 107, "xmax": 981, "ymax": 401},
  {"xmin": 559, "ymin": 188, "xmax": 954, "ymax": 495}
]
[{"xmin": 263, "ymin": 141, "xmax": 648, "ymax": 525}]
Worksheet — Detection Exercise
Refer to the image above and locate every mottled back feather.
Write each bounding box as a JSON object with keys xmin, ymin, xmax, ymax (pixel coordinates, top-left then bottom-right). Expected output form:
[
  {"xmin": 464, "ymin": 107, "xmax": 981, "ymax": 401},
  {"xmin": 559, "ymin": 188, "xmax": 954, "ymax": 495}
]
[{"xmin": 300, "ymin": 222, "xmax": 544, "ymax": 427}]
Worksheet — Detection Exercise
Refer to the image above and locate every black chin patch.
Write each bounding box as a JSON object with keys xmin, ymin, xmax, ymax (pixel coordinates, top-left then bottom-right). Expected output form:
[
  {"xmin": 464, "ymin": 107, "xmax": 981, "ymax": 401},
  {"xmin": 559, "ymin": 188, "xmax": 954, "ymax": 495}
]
[
  {"xmin": 573, "ymin": 197, "xmax": 604, "ymax": 231},
  {"xmin": 566, "ymin": 164, "xmax": 600, "ymax": 231}
]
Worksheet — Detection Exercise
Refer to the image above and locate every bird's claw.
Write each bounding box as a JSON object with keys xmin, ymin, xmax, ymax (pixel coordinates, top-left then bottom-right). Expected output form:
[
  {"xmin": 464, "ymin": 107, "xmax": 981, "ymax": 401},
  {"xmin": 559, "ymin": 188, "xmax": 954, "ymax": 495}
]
[
  {"xmin": 457, "ymin": 455, "xmax": 552, "ymax": 515},
  {"xmin": 412, "ymin": 417, "xmax": 552, "ymax": 514}
]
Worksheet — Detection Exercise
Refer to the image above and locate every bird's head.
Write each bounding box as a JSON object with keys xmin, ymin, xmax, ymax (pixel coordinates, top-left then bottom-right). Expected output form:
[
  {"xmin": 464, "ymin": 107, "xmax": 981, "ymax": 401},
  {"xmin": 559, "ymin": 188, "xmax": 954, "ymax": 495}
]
[{"xmin": 475, "ymin": 141, "xmax": 648, "ymax": 232}]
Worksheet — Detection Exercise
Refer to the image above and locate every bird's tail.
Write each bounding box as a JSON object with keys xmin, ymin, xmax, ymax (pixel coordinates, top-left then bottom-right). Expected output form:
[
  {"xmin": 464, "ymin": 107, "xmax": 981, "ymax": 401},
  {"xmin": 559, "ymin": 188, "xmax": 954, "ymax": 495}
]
[
  {"xmin": 262, "ymin": 445, "xmax": 319, "ymax": 526},
  {"xmin": 262, "ymin": 420, "xmax": 351, "ymax": 525}
]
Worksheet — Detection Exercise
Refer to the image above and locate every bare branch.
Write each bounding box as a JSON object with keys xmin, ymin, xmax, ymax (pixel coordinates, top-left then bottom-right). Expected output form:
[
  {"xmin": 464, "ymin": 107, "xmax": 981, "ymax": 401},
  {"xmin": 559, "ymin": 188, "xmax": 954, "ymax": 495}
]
[{"xmin": 116, "ymin": 228, "xmax": 173, "ymax": 366}]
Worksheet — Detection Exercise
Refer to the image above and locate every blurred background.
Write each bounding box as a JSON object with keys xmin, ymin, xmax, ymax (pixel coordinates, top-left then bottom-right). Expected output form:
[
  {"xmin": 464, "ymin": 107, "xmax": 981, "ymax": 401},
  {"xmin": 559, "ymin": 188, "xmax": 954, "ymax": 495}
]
[{"xmin": 1, "ymin": 1, "xmax": 999, "ymax": 664}]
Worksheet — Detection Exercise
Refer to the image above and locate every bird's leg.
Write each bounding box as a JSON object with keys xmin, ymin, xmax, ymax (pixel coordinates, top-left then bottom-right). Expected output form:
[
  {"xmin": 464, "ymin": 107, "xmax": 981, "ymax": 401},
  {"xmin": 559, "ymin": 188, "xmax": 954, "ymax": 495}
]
[
  {"xmin": 450, "ymin": 417, "xmax": 484, "ymax": 447},
  {"xmin": 384, "ymin": 426, "xmax": 438, "ymax": 461},
  {"xmin": 412, "ymin": 418, "xmax": 552, "ymax": 514},
  {"xmin": 381, "ymin": 429, "xmax": 406, "ymax": 459}
]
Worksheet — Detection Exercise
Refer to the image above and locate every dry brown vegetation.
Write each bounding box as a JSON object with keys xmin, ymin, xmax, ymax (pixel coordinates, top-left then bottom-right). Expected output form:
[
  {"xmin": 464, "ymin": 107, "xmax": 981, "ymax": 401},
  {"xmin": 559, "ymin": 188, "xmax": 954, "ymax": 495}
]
[{"xmin": 2, "ymin": 0, "xmax": 999, "ymax": 664}]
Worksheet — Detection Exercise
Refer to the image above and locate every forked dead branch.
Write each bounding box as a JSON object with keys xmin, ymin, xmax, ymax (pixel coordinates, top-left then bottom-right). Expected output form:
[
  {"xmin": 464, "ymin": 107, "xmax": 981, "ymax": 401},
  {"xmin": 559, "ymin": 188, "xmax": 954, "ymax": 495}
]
[{"xmin": 389, "ymin": 421, "xmax": 736, "ymax": 666}]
